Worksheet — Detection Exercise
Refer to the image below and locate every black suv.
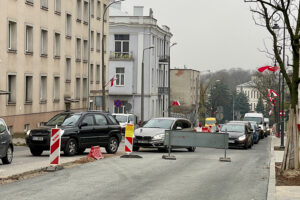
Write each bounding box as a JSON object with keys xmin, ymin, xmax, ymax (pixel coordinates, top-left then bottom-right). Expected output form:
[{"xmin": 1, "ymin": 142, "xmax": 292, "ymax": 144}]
[
  {"xmin": 26, "ymin": 111, "xmax": 122, "ymax": 156},
  {"xmin": 0, "ymin": 118, "xmax": 13, "ymax": 164}
]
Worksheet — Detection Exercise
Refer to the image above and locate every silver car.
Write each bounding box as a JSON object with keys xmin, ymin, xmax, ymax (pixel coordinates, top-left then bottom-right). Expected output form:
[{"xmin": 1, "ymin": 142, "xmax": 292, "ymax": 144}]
[
  {"xmin": 133, "ymin": 118, "xmax": 196, "ymax": 152},
  {"xmin": 0, "ymin": 118, "xmax": 13, "ymax": 164}
]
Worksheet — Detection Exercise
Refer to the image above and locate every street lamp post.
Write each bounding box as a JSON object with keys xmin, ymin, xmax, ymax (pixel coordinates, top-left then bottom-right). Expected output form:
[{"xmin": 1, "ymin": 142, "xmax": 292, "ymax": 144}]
[
  {"xmin": 141, "ymin": 46, "xmax": 154, "ymax": 123},
  {"xmin": 210, "ymin": 79, "xmax": 220, "ymax": 117},
  {"xmin": 167, "ymin": 42, "xmax": 177, "ymax": 117},
  {"xmin": 101, "ymin": 0, "xmax": 125, "ymax": 111}
]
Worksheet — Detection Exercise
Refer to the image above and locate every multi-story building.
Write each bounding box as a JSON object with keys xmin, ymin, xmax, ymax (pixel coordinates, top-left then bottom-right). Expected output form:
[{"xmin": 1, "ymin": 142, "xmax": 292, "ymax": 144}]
[
  {"xmin": 0, "ymin": 0, "xmax": 110, "ymax": 133},
  {"xmin": 236, "ymin": 80, "xmax": 262, "ymax": 111},
  {"xmin": 108, "ymin": 3, "xmax": 172, "ymax": 121},
  {"xmin": 170, "ymin": 69, "xmax": 200, "ymax": 125}
]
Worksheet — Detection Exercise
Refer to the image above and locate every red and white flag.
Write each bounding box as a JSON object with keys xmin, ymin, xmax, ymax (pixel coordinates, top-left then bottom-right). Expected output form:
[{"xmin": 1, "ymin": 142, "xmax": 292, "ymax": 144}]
[
  {"xmin": 110, "ymin": 77, "xmax": 116, "ymax": 87},
  {"xmin": 172, "ymin": 100, "xmax": 180, "ymax": 106},
  {"xmin": 258, "ymin": 66, "xmax": 279, "ymax": 73},
  {"xmin": 268, "ymin": 89, "xmax": 279, "ymax": 97}
]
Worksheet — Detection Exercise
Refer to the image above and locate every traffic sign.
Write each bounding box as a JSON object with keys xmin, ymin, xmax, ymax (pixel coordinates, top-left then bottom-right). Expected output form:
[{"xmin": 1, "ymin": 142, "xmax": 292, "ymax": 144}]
[{"xmin": 114, "ymin": 100, "xmax": 122, "ymax": 108}]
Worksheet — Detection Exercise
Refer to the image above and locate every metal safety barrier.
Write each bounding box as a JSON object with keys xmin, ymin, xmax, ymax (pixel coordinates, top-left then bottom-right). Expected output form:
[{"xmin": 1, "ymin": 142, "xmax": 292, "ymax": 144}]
[{"xmin": 162, "ymin": 130, "xmax": 231, "ymax": 162}]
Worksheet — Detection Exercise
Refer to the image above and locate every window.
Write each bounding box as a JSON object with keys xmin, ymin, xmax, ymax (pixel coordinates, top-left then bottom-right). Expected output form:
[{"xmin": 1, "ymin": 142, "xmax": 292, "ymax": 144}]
[
  {"xmin": 24, "ymin": 124, "xmax": 30, "ymax": 132},
  {"xmin": 152, "ymin": 68, "xmax": 154, "ymax": 87},
  {"xmin": 114, "ymin": 100, "xmax": 128, "ymax": 113},
  {"xmin": 40, "ymin": 76, "xmax": 47, "ymax": 102},
  {"xmin": 76, "ymin": 38, "xmax": 81, "ymax": 61},
  {"xmin": 66, "ymin": 14, "xmax": 72, "ymax": 38},
  {"xmin": 25, "ymin": 75, "xmax": 33, "ymax": 103},
  {"xmin": 77, "ymin": 0, "xmax": 82, "ymax": 22},
  {"xmin": 75, "ymin": 78, "xmax": 81, "ymax": 99},
  {"xmin": 82, "ymin": 78, "xmax": 87, "ymax": 99},
  {"xmin": 54, "ymin": 0, "xmax": 61, "ymax": 14},
  {"xmin": 41, "ymin": 29, "xmax": 48, "ymax": 56},
  {"xmin": 116, "ymin": 68, "xmax": 124, "ymax": 86},
  {"xmin": 96, "ymin": 33, "xmax": 100, "ymax": 52},
  {"xmin": 8, "ymin": 75, "xmax": 16, "ymax": 104},
  {"xmin": 103, "ymin": 4, "xmax": 107, "ymax": 21},
  {"xmin": 90, "ymin": 64, "xmax": 94, "ymax": 83},
  {"xmin": 91, "ymin": 0, "xmax": 94, "ymax": 17},
  {"xmin": 114, "ymin": 34, "xmax": 129, "ymax": 56},
  {"xmin": 82, "ymin": 115, "xmax": 94, "ymax": 126},
  {"xmin": 83, "ymin": 1, "xmax": 89, "ymax": 24},
  {"xmin": 25, "ymin": 25, "xmax": 33, "ymax": 53},
  {"xmin": 54, "ymin": 32, "xmax": 61, "ymax": 58},
  {"xmin": 96, "ymin": 1, "xmax": 101, "ymax": 20},
  {"xmin": 83, "ymin": 40, "xmax": 88, "ymax": 61},
  {"xmin": 94, "ymin": 114, "xmax": 108, "ymax": 125},
  {"xmin": 41, "ymin": 0, "xmax": 48, "ymax": 10},
  {"xmin": 8, "ymin": 21, "xmax": 17, "ymax": 52},
  {"xmin": 96, "ymin": 65, "xmax": 100, "ymax": 83},
  {"xmin": 91, "ymin": 31, "xmax": 94, "ymax": 51},
  {"xmin": 65, "ymin": 58, "xmax": 71, "ymax": 82},
  {"xmin": 54, "ymin": 77, "xmax": 60, "ymax": 101}
]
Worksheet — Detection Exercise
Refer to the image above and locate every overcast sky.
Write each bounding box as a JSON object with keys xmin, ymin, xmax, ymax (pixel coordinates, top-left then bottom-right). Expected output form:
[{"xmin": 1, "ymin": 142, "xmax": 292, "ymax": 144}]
[{"xmin": 119, "ymin": 0, "xmax": 273, "ymax": 72}]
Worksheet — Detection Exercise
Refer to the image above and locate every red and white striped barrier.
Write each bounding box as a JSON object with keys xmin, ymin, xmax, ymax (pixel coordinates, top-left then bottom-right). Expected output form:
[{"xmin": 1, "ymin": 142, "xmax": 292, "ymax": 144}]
[
  {"xmin": 50, "ymin": 128, "xmax": 62, "ymax": 165},
  {"xmin": 125, "ymin": 124, "xmax": 134, "ymax": 154}
]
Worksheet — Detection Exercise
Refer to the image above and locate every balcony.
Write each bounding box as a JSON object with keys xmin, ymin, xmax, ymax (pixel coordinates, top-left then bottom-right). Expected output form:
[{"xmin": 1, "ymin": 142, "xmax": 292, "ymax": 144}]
[
  {"xmin": 159, "ymin": 55, "xmax": 170, "ymax": 63},
  {"xmin": 110, "ymin": 52, "xmax": 134, "ymax": 61}
]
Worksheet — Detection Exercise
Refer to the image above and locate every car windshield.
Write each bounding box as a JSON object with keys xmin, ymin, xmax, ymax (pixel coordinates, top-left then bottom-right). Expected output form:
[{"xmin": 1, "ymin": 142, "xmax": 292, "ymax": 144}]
[
  {"xmin": 244, "ymin": 117, "xmax": 262, "ymax": 124},
  {"xmin": 61, "ymin": 114, "xmax": 81, "ymax": 126},
  {"xmin": 206, "ymin": 120, "xmax": 216, "ymax": 125},
  {"xmin": 143, "ymin": 119, "xmax": 174, "ymax": 129},
  {"xmin": 46, "ymin": 113, "xmax": 71, "ymax": 126},
  {"xmin": 114, "ymin": 115, "xmax": 128, "ymax": 123},
  {"xmin": 221, "ymin": 124, "xmax": 244, "ymax": 132}
]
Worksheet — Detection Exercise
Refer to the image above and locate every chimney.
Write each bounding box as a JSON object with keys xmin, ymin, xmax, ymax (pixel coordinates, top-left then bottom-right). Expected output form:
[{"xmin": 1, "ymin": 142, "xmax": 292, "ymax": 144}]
[{"xmin": 134, "ymin": 6, "xmax": 144, "ymax": 16}]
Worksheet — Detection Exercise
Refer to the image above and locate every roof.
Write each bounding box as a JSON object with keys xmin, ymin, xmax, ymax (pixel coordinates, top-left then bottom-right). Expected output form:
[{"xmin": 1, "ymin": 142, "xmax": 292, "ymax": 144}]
[{"xmin": 236, "ymin": 81, "xmax": 255, "ymax": 88}]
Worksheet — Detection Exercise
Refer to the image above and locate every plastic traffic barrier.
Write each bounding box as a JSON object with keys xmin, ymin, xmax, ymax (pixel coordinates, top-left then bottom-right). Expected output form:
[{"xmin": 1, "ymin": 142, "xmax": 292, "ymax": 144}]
[
  {"xmin": 88, "ymin": 146, "xmax": 104, "ymax": 160},
  {"xmin": 50, "ymin": 128, "xmax": 62, "ymax": 165}
]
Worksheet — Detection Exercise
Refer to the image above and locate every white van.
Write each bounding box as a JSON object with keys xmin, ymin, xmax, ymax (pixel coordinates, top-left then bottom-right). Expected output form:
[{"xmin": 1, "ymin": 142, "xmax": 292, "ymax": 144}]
[
  {"xmin": 112, "ymin": 113, "xmax": 137, "ymax": 134},
  {"xmin": 243, "ymin": 113, "xmax": 267, "ymax": 138}
]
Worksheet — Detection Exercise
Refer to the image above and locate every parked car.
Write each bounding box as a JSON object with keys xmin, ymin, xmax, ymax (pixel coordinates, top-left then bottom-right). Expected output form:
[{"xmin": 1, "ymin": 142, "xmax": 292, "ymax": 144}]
[
  {"xmin": 0, "ymin": 118, "xmax": 13, "ymax": 164},
  {"xmin": 26, "ymin": 111, "xmax": 122, "ymax": 156},
  {"xmin": 112, "ymin": 113, "xmax": 137, "ymax": 134},
  {"xmin": 220, "ymin": 122, "xmax": 253, "ymax": 149},
  {"xmin": 229, "ymin": 120, "xmax": 259, "ymax": 144},
  {"xmin": 243, "ymin": 112, "xmax": 266, "ymax": 138},
  {"xmin": 133, "ymin": 118, "xmax": 196, "ymax": 152}
]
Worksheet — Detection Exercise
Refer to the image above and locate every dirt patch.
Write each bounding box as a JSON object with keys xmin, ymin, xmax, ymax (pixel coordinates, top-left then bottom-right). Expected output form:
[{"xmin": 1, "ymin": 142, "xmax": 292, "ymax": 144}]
[
  {"xmin": 274, "ymin": 146, "xmax": 285, "ymax": 151},
  {"xmin": 276, "ymin": 162, "xmax": 300, "ymax": 186}
]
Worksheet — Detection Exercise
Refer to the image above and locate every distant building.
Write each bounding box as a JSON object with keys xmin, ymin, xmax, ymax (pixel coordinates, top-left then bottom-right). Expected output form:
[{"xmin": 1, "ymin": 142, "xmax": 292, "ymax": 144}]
[
  {"xmin": 0, "ymin": 0, "xmax": 110, "ymax": 133},
  {"xmin": 108, "ymin": 3, "xmax": 172, "ymax": 121},
  {"xmin": 236, "ymin": 80, "xmax": 262, "ymax": 111},
  {"xmin": 170, "ymin": 69, "xmax": 200, "ymax": 125}
]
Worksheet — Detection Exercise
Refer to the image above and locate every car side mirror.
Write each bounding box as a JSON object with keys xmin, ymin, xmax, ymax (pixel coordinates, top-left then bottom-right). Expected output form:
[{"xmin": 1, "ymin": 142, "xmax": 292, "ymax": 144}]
[
  {"xmin": 80, "ymin": 122, "xmax": 88, "ymax": 128},
  {"xmin": 176, "ymin": 126, "xmax": 182, "ymax": 130}
]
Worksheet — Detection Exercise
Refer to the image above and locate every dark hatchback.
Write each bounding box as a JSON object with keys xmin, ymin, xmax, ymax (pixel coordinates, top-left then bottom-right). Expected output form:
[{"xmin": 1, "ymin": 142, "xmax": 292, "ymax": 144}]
[
  {"xmin": 220, "ymin": 122, "xmax": 253, "ymax": 149},
  {"xmin": 0, "ymin": 118, "xmax": 13, "ymax": 164},
  {"xmin": 26, "ymin": 111, "xmax": 122, "ymax": 156}
]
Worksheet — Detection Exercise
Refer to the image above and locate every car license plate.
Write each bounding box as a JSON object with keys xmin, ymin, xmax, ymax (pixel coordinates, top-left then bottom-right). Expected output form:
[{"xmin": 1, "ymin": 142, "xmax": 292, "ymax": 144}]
[
  {"xmin": 32, "ymin": 136, "xmax": 44, "ymax": 141},
  {"xmin": 228, "ymin": 140, "xmax": 235, "ymax": 144},
  {"xmin": 138, "ymin": 140, "xmax": 149, "ymax": 144}
]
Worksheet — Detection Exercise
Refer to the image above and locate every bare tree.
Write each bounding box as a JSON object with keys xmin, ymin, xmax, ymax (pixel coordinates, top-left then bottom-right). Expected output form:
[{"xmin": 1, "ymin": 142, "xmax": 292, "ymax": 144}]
[{"xmin": 245, "ymin": 0, "xmax": 299, "ymax": 172}]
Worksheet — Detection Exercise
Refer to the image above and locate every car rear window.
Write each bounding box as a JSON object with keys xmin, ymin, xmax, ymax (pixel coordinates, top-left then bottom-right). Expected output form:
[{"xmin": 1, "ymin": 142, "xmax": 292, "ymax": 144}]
[{"xmin": 0, "ymin": 120, "xmax": 6, "ymax": 133}]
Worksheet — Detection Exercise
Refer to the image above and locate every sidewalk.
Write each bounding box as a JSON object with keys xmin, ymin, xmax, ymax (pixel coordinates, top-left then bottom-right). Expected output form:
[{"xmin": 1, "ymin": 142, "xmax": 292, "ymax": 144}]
[{"xmin": 268, "ymin": 136, "xmax": 300, "ymax": 200}]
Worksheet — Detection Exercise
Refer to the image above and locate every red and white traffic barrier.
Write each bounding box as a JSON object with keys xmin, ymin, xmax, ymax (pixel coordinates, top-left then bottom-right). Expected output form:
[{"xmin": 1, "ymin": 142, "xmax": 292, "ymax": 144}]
[
  {"xmin": 125, "ymin": 124, "xmax": 134, "ymax": 154},
  {"xmin": 50, "ymin": 128, "xmax": 62, "ymax": 165}
]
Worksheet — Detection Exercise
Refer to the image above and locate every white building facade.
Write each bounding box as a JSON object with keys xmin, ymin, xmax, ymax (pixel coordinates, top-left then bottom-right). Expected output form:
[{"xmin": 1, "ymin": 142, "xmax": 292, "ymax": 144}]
[
  {"xmin": 236, "ymin": 81, "xmax": 262, "ymax": 111},
  {"xmin": 108, "ymin": 4, "xmax": 172, "ymax": 121}
]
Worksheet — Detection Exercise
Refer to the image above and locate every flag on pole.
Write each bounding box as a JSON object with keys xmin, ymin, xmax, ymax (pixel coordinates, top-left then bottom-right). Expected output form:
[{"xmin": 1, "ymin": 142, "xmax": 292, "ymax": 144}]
[
  {"xmin": 258, "ymin": 66, "xmax": 279, "ymax": 73},
  {"xmin": 172, "ymin": 100, "xmax": 180, "ymax": 106},
  {"xmin": 110, "ymin": 77, "xmax": 116, "ymax": 87}
]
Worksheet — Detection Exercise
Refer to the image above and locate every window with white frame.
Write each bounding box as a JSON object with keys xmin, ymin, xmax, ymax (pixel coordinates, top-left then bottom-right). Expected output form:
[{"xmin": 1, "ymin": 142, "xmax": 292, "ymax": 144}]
[
  {"xmin": 65, "ymin": 58, "xmax": 71, "ymax": 82},
  {"xmin": 96, "ymin": 1, "xmax": 101, "ymax": 19},
  {"xmin": 82, "ymin": 78, "xmax": 87, "ymax": 99},
  {"xmin": 96, "ymin": 32, "xmax": 100, "ymax": 52},
  {"xmin": 90, "ymin": 0, "xmax": 94, "ymax": 17},
  {"xmin": 116, "ymin": 68, "xmax": 124, "ymax": 86},
  {"xmin": 83, "ymin": 39, "xmax": 88, "ymax": 61},
  {"xmin": 8, "ymin": 21, "xmax": 17, "ymax": 51},
  {"xmin": 90, "ymin": 64, "xmax": 94, "ymax": 83},
  {"xmin": 75, "ymin": 78, "xmax": 81, "ymax": 99},
  {"xmin": 66, "ymin": 13, "xmax": 72, "ymax": 38},
  {"xmin": 96, "ymin": 65, "xmax": 100, "ymax": 83},
  {"xmin": 83, "ymin": 1, "xmax": 89, "ymax": 24},
  {"xmin": 76, "ymin": 38, "xmax": 81, "ymax": 61},
  {"xmin": 91, "ymin": 31, "xmax": 94, "ymax": 50},
  {"xmin": 25, "ymin": 25, "xmax": 33, "ymax": 53},
  {"xmin": 114, "ymin": 100, "xmax": 128, "ymax": 114},
  {"xmin": 54, "ymin": 0, "xmax": 61, "ymax": 14},
  {"xmin": 77, "ymin": 0, "xmax": 82, "ymax": 21},
  {"xmin": 40, "ymin": 76, "xmax": 47, "ymax": 102},
  {"xmin": 53, "ymin": 77, "xmax": 60, "ymax": 101},
  {"xmin": 8, "ymin": 75, "xmax": 16, "ymax": 104},
  {"xmin": 40, "ymin": 29, "xmax": 48, "ymax": 56},
  {"xmin": 54, "ymin": 32, "xmax": 61, "ymax": 58},
  {"xmin": 114, "ymin": 34, "xmax": 129, "ymax": 56},
  {"xmin": 41, "ymin": 0, "xmax": 48, "ymax": 10},
  {"xmin": 25, "ymin": 75, "xmax": 33, "ymax": 103}
]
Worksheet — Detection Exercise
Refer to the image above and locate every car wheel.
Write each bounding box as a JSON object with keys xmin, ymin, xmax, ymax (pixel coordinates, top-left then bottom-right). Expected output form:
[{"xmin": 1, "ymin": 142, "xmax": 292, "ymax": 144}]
[
  {"xmin": 30, "ymin": 147, "xmax": 43, "ymax": 156},
  {"xmin": 2, "ymin": 145, "xmax": 13, "ymax": 164},
  {"xmin": 105, "ymin": 137, "xmax": 119, "ymax": 154},
  {"xmin": 64, "ymin": 138, "xmax": 78, "ymax": 156},
  {"xmin": 77, "ymin": 148, "xmax": 86, "ymax": 154},
  {"xmin": 133, "ymin": 146, "xmax": 140, "ymax": 152},
  {"xmin": 187, "ymin": 147, "xmax": 196, "ymax": 152}
]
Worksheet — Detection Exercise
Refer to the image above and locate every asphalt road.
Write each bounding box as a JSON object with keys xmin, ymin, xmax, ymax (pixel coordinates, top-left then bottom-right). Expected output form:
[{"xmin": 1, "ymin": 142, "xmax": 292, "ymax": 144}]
[{"xmin": 0, "ymin": 137, "xmax": 271, "ymax": 200}]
